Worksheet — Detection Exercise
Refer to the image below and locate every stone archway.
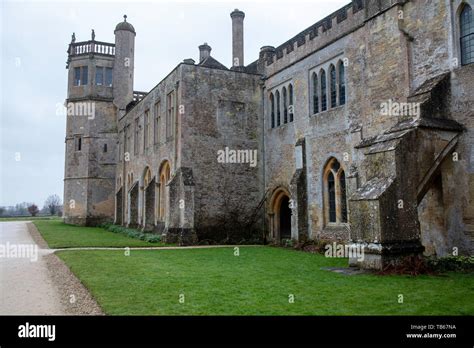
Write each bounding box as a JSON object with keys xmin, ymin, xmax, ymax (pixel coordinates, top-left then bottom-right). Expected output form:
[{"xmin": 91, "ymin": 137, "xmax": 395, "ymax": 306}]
[
  {"xmin": 115, "ymin": 187, "xmax": 123, "ymax": 225},
  {"xmin": 269, "ymin": 188, "xmax": 292, "ymax": 242},
  {"xmin": 142, "ymin": 167, "xmax": 155, "ymax": 231},
  {"xmin": 279, "ymin": 195, "xmax": 292, "ymax": 239},
  {"xmin": 128, "ymin": 182, "xmax": 139, "ymax": 228},
  {"xmin": 158, "ymin": 161, "xmax": 171, "ymax": 223}
]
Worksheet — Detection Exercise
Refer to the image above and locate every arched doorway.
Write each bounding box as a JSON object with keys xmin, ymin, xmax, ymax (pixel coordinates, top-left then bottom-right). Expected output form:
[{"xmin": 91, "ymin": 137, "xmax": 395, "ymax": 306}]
[
  {"xmin": 158, "ymin": 161, "xmax": 171, "ymax": 222},
  {"xmin": 142, "ymin": 167, "xmax": 155, "ymax": 231},
  {"xmin": 115, "ymin": 176, "xmax": 123, "ymax": 225},
  {"xmin": 269, "ymin": 188, "xmax": 292, "ymax": 242},
  {"xmin": 128, "ymin": 181, "xmax": 139, "ymax": 228},
  {"xmin": 279, "ymin": 195, "xmax": 291, "ymax": 239}
]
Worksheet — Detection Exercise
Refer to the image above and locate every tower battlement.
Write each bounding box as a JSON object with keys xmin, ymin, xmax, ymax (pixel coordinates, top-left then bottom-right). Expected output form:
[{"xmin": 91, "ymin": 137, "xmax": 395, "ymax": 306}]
[
  {"xmin": 262, "ymin": 0, "xmax": 407, "ymax": 76},
  {"xmin": 66, "ymin": 38, "xmax": 115, "ymax": 69}
]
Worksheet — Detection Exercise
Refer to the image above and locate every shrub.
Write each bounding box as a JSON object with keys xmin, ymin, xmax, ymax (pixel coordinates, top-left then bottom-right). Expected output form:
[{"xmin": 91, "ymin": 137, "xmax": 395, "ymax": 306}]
[
  {"xmin": 145, "ymin": 234, "xmax": 161, "ymax": 243},
  {"xmin": 127, "ymin": 231, "xmax": 140, "ymax": 239},
  {"xmin": 102, "ymin": 224, "xmax": 162, "ymax": 244},
  {"xmin": 376, "ymin": 255, "xmax": 474, "ymax": 276},
  {"xmin": 280, "ymin": 238, "xmax": 294, "ymax": 248},
  {"xmin": 294, "ymin": 239, "xmax": 333, "ymax": 254},
  {"xmin": 427, "ymin": 255, "xmax": 474, "ymax": 272},
  {"xmin": 378, "ymin": 255, "xmax": 434, "ymax": 276}
]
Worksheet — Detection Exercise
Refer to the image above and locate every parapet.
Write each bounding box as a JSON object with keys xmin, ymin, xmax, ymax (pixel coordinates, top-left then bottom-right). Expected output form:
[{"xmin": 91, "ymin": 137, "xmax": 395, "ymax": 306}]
[{"xmin": 262, "ymin": 0, "xmax": 407, "ymax": 75}]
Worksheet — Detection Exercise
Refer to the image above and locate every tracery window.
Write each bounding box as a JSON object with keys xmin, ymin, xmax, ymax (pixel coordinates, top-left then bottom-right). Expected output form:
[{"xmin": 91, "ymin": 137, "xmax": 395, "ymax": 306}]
[
  {"xmin": 461, "ymin": 4, "xmax": 474, "ymax": 65},
  {"xmin": 320, "ymin": 70, "xmax": 327, "ymax": 112},
  {"xmin": 324, "ymin": 158, "xmax": 348, "ymax": 224},
  {"xmin": 329, "ymin": 64, "xmax": 337, "ymax": 108}
]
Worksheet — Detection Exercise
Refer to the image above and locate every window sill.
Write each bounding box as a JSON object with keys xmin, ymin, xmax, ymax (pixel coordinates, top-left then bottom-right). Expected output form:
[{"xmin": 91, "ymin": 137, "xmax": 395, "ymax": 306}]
[
  {"xmin": 324, "ymin": 222, "xmax": 350, "ymax": 228},
  {"xmin": 310, "ymin": 104, "xmax": 346, "ymax": 117},
  {"xmin": 270, "ymin": 121, "xmax": 295, "ymax": 130}
]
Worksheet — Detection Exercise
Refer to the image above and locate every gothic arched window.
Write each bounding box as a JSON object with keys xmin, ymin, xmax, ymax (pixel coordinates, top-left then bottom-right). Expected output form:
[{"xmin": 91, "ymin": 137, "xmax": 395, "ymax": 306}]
[
  {"xmin": 338, "ymin": 60, "xmax": 346, "ymax": 105},
  {"xmin": 328, "ymin": 171, "xmax": 336, "ymax": 222},
  {"xmin": 329, "ymin": 64, "xmax": 337, "ymax": 108},
  {"xmin": 283, "ymin": 87, "xmax": 288, "ymax": 124},
  {"xmin": 276, "ymin": 90, "xmax": 281, "ymax": 127},
  {"xmin": 312, "ymin": 72, "xmax": 319, "ymax": 114},
  {"xmin": 288, "ymin": 84, "xmax": 294, "ymax": 122},
  {"xmin": 460, "ymin": 4, "xmax": 474, "ymax": 65},
  {"xmin": 320, "ymin": 70, "xmax": 327, "ymax": 112},
  {"xmin": 324, "ymin": 158, "xmax": 348, "ymax": 224},
  {"xmin": 143, "ymin": 167, "xmax": 152, "ymax": 187},
  {"xmin": 270, "ymin": 93, "xmax": 275, "ymax": 128},
  {"xmin": 340, "ymin": 171, "xmax": 347, "ymax": 222}
]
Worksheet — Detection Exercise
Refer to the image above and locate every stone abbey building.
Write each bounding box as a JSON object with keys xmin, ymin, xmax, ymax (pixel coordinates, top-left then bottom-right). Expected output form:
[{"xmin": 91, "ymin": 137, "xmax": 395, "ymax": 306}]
[{"xmin": 64, "ymin": 0, "xmax": 474, "ymax": 269}]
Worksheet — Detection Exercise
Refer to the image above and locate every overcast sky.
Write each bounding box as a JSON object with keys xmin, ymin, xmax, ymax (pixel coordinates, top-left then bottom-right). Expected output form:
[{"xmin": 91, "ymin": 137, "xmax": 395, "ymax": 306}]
[{"xmin": 0, "ymin": 0, "xmax": 347, "ymax": 207}]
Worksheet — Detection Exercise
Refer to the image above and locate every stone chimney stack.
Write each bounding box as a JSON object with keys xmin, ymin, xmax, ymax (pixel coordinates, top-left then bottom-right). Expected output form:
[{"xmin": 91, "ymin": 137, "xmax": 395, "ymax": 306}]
[
  {"xmin": 199, "ymin": 43, "xmax": 211, "ymax": 63},
  {"xmin": 258, "ymin": 45, "xmax": 275, "ymax": 74},
  {"xmin": 113, "ymin": 15, "xmax": 136, "ymax": 111},
  {"xmin": 230, "ymin": 9, "xmax": 245, "ymax": 68}
]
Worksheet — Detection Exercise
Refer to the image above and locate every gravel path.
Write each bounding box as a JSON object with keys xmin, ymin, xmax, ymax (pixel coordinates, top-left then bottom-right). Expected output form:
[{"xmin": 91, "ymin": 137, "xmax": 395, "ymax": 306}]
[
  {"xmin": 0, "ymin": 221, "xmax": 103, "ymax": 315},
  {"xmin": 0, "ymin": 221, "xmax": 64, "ymax": 315},
  {"xmin": 1, "ymin": 221, "xmax": 259, "ymax": 315}
]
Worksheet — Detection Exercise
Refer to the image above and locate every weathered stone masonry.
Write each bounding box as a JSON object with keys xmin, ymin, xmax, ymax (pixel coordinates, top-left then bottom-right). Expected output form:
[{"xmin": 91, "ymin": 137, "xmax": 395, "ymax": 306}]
[{"xmin": 64, "ymin": 1, "xmax": 474, "ymax": 269}]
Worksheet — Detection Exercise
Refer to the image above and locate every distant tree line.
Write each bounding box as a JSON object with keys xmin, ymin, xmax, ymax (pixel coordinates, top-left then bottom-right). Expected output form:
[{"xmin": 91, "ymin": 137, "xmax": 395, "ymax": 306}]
[{"xmin": 0, "ymin": 194, "xmax": 63, "ymax": 217}]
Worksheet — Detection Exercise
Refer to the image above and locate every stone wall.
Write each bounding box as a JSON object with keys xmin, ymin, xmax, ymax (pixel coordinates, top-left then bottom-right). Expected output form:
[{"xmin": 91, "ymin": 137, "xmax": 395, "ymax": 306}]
[
  {"xmin": 259, "ymin": 0, "xmax": 473, "ymax": 263},
  {"xmin": 115, "ymin": 62, "xmax": 263, "ymax": 243},
  {"xmin": 115, "ymin": 65, "xmax": 180, "ymax": 231},
  {"xmin": 64, "ymin": 93, "xmax": 117, "ymax": 225},
  {"xmin": 180, "ymin": 64, "xmax": 263, "ymax": 241},
  {"xmin": 64, "ymin": 1, "xmax": 473, "ymax": 264}
]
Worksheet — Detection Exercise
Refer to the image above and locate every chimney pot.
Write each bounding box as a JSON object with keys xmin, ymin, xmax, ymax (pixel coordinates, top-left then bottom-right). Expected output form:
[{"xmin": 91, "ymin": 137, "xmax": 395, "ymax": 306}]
[{"xmin": 198, "ymin": 43, "xmax": 212, "ymax": 62}]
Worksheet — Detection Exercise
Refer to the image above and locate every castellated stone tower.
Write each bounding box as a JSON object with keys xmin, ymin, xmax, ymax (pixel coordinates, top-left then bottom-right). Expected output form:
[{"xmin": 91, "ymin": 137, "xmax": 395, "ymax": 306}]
[{"xmin": 63, "ymin": 16, "xmax": 135, "ymax": 226}]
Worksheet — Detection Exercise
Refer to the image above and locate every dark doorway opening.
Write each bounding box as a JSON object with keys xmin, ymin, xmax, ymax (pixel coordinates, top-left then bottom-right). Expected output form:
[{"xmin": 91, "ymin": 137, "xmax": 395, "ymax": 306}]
[
  {"xmin": 129, "ymin": 183, "xmax": 139, "ymax": 228},
  {"xmin": 279, "ymin": 195, "xmax": 291, "ymax": 240},
  {"xmin": 115, "ymin": 188, "xmax": 123, "ymax": 225},
  {"xmin": 144, "ymin": 179, "xmax": 155, "ymax": 231}
]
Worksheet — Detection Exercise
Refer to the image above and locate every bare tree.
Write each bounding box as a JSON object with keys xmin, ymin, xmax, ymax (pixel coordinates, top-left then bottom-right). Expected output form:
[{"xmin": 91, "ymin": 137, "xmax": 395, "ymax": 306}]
[
  {"xmin": 14, "ymin": 202, "xmax": 29, "ymax": 216},
  {"xmin": 28, "ymin": 204, "xmax": 39, "ymax": 217},
  {"xmin": 44, "ymin": 194, "xmax": 61, "ymax": 216}
]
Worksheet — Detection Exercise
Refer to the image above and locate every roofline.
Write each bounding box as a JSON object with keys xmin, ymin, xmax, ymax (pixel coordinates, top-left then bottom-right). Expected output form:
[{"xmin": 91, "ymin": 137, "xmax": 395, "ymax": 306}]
[
  {"xmin": 121, "ymin": 61, "xmax": 262, "ymax": 119},
  {"xmin": 272, "ymin": 2, "xmax": 354, "ymax": 53}
]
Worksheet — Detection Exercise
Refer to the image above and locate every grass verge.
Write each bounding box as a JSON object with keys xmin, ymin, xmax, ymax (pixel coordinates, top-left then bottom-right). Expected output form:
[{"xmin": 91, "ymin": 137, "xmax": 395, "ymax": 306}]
[
  {"xmin": 33, "ymin": 220, "xmax": 168, "ymax": 248},
  {"xmin": 57, "ymin": 246, "xmax": 474, "ymax": 315},
  {"xmin": 0, "ymin": 216, "xmax": 59, "ymax": 221}
]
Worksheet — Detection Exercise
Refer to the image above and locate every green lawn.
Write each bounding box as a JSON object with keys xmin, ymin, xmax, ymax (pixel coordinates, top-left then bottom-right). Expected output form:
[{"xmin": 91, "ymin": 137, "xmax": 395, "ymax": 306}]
[
  {"xmin": 0, "ymin": 216, "xmax": 60, "ymax": 221},
  {"xmin": 57, "ymin": 246, "xmax": 474, "ymax": 315},
  {"xmin": 33, "ymin": 220, "xmax": 167, "ymax": 248}
]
